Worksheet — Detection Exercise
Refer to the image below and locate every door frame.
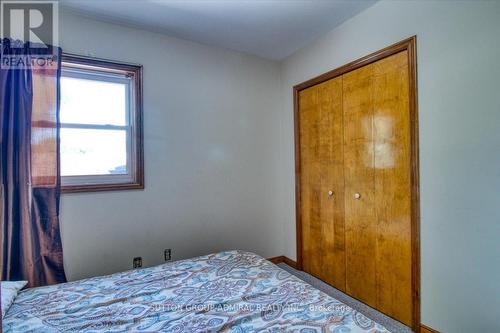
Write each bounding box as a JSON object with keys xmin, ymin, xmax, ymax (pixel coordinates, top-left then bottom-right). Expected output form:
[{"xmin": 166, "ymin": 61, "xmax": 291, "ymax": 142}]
[{"xmin": 293, "ymin": 36, "xmax": 420, "ymax": 332}]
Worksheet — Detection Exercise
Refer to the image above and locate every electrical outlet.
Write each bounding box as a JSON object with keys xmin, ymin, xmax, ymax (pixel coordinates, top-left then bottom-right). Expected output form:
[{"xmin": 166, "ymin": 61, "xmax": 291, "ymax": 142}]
[
  {"xmin": 133, "ymin": 257, "xmax": 142, "ymax": 268},
  {"xmin": 164, "ymin": 249, "xmax": 171, "ymax": 261}
]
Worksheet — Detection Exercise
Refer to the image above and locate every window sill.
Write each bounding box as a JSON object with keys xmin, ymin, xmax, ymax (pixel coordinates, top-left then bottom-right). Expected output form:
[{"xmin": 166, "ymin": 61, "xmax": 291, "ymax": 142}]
[{"xmin": 62, "ymin": 182, "xmax": 144, "ymax": 193}]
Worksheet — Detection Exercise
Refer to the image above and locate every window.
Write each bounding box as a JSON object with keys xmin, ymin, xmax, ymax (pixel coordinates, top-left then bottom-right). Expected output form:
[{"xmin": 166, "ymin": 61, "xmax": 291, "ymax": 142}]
[{"xmin": 60, "ymin": 54, "xmax": 143, "ymax": 192}]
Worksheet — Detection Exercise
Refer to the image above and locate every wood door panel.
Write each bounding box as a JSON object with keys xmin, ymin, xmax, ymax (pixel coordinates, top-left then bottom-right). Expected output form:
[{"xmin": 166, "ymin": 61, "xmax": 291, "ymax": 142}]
[
  {"xmin": 342, "ymin": 64, "xmax": 377, "ymax": 307},
  {"xmin": 317, "ymin": 78, "xmax": 345, "ymax": 289},
  {"xmin": 299, "ymin": 86, "xmax": 321, "ymax": 276},
  {"xmin": 295, "ymin": 37, "xmax": 419, "ymax": 331},
  {"xmin": 372, "ymin": 51, "xmax": 413, "ymax": 325},
  {"xmin": 342, "ymin": 51, "xmax": 413, "ymax": 324},
  {"xmin": 298, "ymin": 77, "xmax": 345, "ymax": 290}
]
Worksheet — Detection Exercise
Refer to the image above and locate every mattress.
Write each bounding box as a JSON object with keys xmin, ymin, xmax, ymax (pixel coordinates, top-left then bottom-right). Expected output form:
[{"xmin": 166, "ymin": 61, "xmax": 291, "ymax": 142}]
[{"xmin": 2, "ymin": 250, "xmax": 390, "ymax": 332}]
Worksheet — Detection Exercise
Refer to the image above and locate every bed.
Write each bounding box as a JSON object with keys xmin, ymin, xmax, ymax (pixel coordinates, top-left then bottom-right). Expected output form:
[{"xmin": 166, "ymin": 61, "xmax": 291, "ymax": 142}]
[{"xmin": 2, "ymin": 250, "xmax": 390, "ymax": 332}]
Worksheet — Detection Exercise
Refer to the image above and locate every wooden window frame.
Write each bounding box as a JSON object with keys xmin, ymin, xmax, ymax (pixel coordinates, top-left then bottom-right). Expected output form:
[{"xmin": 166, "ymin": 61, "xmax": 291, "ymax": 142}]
[{"xmin": 60, "ymin": 54, "xmax": 144, "ymax": 193}]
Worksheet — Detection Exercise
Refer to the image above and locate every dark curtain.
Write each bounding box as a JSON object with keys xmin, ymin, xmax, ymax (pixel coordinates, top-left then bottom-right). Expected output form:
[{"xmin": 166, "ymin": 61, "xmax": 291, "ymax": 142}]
[{"xmin": 0, "ymin": 39, "xmax": 66, "ymax": 287}]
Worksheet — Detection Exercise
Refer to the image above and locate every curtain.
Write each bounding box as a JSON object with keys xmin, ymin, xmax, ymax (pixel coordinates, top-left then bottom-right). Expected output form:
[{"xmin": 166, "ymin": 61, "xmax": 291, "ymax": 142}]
[{"xmin": 0, "ymin": 39, "xmax": 66, "ymax": 287}]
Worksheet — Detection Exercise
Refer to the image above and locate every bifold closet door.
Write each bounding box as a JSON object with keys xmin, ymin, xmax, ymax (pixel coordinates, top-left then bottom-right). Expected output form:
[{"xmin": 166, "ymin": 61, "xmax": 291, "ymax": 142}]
[
  {"xmin": 343, "ymin": 51, "xmax": 413, "ymax": 326},
  {"xmin": 298, "ymin": 77, "xmax": 346, "ymax": 290},
  {"xmin": 342, "ymin": 63, "xmax": 378, "ymax": 307}
]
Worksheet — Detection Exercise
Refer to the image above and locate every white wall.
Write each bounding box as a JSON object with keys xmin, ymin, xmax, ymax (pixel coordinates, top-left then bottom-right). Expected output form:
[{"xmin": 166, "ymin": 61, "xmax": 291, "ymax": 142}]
[
  {"xmin": 279, "ymin": 1, "xmax": 500, "ymax": 332},
  {"xmin": 59, "ymin": 10, "xmax": 284, "ymax": 281}
]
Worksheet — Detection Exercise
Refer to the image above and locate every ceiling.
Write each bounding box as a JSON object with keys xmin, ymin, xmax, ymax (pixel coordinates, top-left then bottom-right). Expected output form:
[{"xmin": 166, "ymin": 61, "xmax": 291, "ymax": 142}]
[{"xmin": 60, "ymin": 0, "xmax": 376, "ymax": 60}]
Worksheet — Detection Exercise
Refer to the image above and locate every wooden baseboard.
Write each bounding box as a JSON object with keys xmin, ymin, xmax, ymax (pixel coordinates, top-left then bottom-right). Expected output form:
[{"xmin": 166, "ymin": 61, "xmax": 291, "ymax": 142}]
[
  {"xmin": 267, "ymin": 255, "xmax": 298, "ymax": 269},
  {"xmin": 420, "ymin": 324, "xmax": 440, "ymax": 333}
]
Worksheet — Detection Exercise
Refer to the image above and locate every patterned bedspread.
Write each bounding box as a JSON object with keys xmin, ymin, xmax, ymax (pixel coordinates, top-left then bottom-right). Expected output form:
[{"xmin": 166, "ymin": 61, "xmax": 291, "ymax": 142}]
[{"xmin": 3, "ymin": 251, "xmax": 390, "ymax": 332}]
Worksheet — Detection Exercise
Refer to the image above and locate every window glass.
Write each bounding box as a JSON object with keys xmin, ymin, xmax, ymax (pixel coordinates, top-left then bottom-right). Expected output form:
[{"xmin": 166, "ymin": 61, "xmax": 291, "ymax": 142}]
[
  {"xmin": 60, "ymin": 128, "xmax": 127, "ymax": 176},
  {"xmin": 60, "ymin": 76, "xmax": 127, "ymax": 126}
]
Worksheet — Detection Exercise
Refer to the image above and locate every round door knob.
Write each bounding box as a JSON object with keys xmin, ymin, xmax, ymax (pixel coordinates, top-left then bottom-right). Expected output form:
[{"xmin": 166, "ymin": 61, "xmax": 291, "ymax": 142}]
[
  {"xmin": 354, "ymin": 192, "xmax": 361, "ymax": 199},
  {"xmin": 328, "ymin": 190, "xmax": 334, "ymax": 197}
]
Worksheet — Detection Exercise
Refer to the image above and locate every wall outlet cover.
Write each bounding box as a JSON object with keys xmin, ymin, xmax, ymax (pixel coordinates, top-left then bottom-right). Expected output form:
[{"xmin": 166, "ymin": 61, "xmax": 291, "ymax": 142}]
[
  {"xmin": 164, "ymin": 249, "xmax": 172, "ymax": 261},
  {"xmin": 133, "ymin": 257, "xmax": 142, "ymax": 268}
]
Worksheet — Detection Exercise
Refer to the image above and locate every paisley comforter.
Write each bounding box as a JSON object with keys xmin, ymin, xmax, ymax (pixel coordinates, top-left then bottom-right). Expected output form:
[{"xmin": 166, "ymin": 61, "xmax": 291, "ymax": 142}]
[{"xmin": 3, "ymin": 250, "xmax": 390, "ymax": 332}]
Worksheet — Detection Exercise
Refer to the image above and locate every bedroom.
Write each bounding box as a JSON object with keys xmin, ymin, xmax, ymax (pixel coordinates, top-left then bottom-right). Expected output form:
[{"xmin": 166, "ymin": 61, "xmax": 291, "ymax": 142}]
[{"xmin": 1, "ymin": 0, "xmax": 499, "ymax": 332}]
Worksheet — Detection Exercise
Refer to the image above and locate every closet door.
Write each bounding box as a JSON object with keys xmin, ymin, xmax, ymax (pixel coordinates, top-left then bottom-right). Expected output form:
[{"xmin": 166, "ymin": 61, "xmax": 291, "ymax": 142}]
[
  {"xmin": 298, "ymin": 77, "xmax": 345, "ymax": 289},
  {"xmin": 342, "ymin": 63, "xmax": 378, "ymax": 307},
  {"xmin": 342, "ymin": 51, "xmax": 413, "ymax": 326},
  {"xmin": 372, "ymin": 51, "xmax": 412, "ymax": 325}
]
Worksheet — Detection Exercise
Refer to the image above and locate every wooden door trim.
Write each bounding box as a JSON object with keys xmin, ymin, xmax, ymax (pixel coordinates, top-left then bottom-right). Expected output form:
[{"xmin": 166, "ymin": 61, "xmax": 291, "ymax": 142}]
[{"xmin": 293, "ymin": 36, "xmax": 420, "ymax": 332}]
